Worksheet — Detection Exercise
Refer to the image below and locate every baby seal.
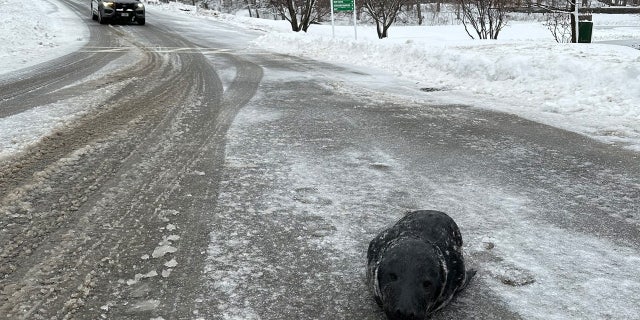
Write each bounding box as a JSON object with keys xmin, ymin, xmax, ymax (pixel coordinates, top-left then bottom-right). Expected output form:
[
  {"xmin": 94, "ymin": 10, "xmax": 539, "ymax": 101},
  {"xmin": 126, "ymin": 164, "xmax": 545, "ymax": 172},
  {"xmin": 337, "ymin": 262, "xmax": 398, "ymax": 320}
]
[{"xmin": 367, "ymin": 210, "xmax": 475, "ymax": 320}]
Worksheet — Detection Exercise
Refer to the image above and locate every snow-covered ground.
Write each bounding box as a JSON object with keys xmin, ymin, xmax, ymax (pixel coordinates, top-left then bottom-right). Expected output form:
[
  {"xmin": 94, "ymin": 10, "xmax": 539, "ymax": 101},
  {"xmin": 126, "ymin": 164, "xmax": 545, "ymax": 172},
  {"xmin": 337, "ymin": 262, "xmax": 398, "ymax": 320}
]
[
  {"xmin": 0, "ymin": 0, "xmax": 88, "ymax": 75},
  {"xmin": 0, "ymin": 0, "xmax": 89, "ymax": 160}
]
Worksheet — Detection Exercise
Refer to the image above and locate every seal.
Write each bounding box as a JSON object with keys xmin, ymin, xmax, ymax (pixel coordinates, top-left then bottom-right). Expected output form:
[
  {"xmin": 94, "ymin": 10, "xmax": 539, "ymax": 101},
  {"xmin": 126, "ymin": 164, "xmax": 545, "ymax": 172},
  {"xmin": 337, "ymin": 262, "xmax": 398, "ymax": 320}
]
[{"xmin": 367, "ymin": 210, "xmax": 475, "ymax": 320}]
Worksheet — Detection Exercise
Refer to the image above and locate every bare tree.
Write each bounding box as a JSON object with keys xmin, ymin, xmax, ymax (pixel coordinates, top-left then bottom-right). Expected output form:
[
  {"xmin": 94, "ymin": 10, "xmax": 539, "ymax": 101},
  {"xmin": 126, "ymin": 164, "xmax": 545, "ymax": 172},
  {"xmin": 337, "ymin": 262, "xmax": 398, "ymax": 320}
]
[
  {"xmin": 457, "ymin": 0, "xmax": 509, "ymax": 39},
  {"xmin": 269, "ymin": 0, "xmax": 331, "ymax": 32},
  {"xmin": 362, "ymin": 0, "xmax": 411, "ymax": 39},
  {"xmin": 416, "ymin": 0, "xmax": 424, "ymax": 25},
  {"xmin": 543, "ymin": 11, "xmax": 572, "ymax": 42},
  {"xmin": 526, "ymin": 0, "xmax": 582, "ymax": 43}
]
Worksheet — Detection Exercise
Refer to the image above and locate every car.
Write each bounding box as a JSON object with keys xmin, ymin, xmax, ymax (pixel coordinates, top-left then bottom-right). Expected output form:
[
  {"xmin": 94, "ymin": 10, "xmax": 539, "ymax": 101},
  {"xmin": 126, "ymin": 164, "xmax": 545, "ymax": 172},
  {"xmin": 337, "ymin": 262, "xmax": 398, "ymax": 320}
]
[{"xmin": 91, "ymin": 0, "xmax": 145, "ymax": 25}]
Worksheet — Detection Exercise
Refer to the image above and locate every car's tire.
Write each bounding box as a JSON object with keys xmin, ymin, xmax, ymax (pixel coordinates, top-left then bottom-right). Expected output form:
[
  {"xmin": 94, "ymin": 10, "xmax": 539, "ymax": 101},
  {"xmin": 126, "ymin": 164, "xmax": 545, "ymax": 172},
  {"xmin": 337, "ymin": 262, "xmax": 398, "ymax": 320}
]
[
  {"xmin": 138, "ymin": 18, "xmax": 145, "ymax": 25},
  {"xmin": 98, "ymin": 11, "xmax": 108, "ymax": 24}
]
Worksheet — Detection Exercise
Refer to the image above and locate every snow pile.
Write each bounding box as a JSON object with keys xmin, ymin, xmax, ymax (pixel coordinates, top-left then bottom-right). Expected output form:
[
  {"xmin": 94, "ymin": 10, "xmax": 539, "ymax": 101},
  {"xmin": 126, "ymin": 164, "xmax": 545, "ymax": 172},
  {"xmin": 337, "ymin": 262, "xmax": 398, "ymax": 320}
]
[
  {"xmin": 251, "ymin": 21, "xmax": 640, "ymax": 151},
  {"xmin": 0, "ymin": 0, "xmax": 88, "ymax": 75}
]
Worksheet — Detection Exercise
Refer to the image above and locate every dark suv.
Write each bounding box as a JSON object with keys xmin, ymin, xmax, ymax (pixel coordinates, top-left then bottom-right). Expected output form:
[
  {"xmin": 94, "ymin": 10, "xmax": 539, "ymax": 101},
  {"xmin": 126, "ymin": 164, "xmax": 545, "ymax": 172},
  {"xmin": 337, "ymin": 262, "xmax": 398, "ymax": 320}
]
[{"xmin": 91, "ymin": 0, "xmax": 145, "ymax": 25}]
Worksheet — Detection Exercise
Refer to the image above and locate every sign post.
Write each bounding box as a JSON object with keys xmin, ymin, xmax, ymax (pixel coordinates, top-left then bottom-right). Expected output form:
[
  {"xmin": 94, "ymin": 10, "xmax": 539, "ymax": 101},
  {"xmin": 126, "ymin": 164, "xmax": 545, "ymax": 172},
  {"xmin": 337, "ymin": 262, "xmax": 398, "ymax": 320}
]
[
  {"xmin": 574, "ymin": 0, "xmax": 579, "ymax": 43},
  {"xmin": 333, "ymin": 0, "xmax": 354, "ymax": 11},
  {"xmin": 353, "ymin": 0, "xmax": 357, "ymax": 40},
  {"xmin": 330, "ymin": 0, "xmax": 357, "ymax": 40}
]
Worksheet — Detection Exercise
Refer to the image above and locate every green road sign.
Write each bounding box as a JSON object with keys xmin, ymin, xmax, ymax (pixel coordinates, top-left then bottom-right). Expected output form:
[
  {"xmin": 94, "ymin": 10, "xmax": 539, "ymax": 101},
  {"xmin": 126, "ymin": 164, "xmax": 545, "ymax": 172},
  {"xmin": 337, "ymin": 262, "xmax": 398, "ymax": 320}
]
[{"xmin": 333, "ymin": 0, "xmax": 354, "ymax": 11}]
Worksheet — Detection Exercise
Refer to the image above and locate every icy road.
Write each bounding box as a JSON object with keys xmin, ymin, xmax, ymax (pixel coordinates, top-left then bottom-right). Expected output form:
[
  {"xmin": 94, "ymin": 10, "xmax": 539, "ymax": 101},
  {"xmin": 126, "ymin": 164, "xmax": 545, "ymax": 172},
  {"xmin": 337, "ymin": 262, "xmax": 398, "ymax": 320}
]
[{"xmin": 1, "ymin": 0, "xmax": 639, "ymax": 319}]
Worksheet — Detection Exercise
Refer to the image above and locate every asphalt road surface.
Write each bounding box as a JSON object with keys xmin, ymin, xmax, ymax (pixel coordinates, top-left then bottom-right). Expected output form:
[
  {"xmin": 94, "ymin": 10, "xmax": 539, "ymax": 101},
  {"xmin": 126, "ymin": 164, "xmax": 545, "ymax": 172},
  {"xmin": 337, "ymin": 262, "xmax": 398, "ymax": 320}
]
[{"xmin": 1, "ymin": 1, "xmax": 638, "ymax": 319}]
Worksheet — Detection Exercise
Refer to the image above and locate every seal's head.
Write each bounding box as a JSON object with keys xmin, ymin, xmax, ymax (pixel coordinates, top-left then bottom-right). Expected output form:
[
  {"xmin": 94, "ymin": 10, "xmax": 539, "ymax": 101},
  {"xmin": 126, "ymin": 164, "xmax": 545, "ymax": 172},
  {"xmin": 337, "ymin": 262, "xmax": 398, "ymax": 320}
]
[{"xmin": 376, "ymin": 238, "xmax": 445, "ymax": 320}]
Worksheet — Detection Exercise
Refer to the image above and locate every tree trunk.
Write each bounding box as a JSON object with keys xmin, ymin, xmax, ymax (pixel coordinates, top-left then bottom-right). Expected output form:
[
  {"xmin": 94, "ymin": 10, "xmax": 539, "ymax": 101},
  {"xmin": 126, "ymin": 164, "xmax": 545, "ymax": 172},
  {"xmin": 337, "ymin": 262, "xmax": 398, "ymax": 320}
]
[
  {"xmin": 570, "ymin": 2, "xmax": 576, "ymax": 43},
  {"xmin": 381, "ymin": 18, "xmax": 394, "ymax": 38},
  {"xmin": 376, "ymin": 21, "xmax": 384, "ymax": 38},
  {"xmin": 300, "ymin": 1, "xmax": 313, "ymax": 32},
  {"xmin": 286, "ymin": 1, "xmax": 300, "ymax": 31},
  {"xmin": 381, "ymin": 26, "xmax": 389, "ymax": 38}
]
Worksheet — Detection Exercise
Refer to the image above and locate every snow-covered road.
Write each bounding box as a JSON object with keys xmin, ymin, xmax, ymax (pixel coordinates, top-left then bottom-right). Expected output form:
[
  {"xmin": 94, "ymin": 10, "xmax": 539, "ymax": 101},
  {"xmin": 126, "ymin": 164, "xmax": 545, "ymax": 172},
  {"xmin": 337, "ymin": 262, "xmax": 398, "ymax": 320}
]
[{"xmin": 215, "ymin": 60, "xmax": 640, "ymax": 319}]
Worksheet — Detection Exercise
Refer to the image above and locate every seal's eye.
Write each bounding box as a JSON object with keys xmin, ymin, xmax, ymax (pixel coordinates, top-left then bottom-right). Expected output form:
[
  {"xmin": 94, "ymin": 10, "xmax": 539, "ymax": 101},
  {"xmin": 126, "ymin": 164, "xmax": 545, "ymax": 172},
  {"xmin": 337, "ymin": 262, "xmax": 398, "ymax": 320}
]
[
  {"xmin": 388, "ymin": 273, "xmax": 398, "ymax": 281},
  {"xmin": 423, "ymin": 281, "xmax": 432, "ymax": 289}
]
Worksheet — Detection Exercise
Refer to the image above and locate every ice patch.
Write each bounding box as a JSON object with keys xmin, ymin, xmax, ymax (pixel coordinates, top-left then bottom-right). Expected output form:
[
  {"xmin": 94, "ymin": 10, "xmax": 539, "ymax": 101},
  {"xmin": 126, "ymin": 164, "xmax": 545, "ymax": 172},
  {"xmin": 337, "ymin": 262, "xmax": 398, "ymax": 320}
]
[
  {"xmin": 127, "ymin": 299, "xmax": 160, "ymax": 312},
  {"xmin": 151, "ymin": 234, "xmax": 180, "ymax": 258},
  {"xmin": 220, "ymin": 309, "xmax": 260, "ymax": 320},
  {"xmin": 164, "ymin": 258, "xmax": 178, "ymax": 268},
  {"xmin": 152, "ymin": 245, "xmax": 178, "ymax": 258},
  {"xmin": 126, "ymin": 270, "xmax": 158, "ymax": 285},
  {"xmin": 166, "ymin": 235, "xmax": 181, "ymax": 242}
]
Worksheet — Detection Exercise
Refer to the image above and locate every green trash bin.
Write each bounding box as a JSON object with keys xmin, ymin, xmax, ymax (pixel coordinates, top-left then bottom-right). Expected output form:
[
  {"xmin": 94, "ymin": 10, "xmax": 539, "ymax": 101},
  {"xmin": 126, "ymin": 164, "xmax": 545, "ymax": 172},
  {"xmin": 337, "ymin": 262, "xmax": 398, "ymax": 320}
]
[{"xmin": 578, "ymin": 21, "xmax": 593, "ymax": 43}]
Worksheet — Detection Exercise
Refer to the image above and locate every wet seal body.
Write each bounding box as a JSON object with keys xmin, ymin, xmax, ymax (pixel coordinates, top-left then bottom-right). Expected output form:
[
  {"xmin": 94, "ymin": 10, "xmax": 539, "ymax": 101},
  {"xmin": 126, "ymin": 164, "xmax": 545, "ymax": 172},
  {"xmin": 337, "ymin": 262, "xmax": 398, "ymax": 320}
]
[{"xmin": 367, "ymin": 210, "xmax": 475, "ymax": 320}]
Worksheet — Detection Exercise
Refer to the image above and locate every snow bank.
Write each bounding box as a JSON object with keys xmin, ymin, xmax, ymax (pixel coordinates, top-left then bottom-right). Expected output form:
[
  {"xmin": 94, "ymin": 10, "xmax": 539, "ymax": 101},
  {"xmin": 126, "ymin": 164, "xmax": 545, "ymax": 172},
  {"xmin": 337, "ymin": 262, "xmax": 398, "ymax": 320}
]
[
  {"xmin": 251, "ymin": 21, "xmax": 640, "ymax": 151},
  {"xmin": 0, "ymin": 0, "xmax": 88, "ymax": 76}
]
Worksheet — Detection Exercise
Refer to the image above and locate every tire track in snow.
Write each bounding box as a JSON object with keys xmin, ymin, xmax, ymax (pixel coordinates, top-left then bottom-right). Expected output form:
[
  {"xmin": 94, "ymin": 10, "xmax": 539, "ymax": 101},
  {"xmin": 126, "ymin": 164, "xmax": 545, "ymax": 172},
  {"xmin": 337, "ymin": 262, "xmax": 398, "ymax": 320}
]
[{"xmin": 0, "ymin": 6, "xmax": 263, "ymax": 319}]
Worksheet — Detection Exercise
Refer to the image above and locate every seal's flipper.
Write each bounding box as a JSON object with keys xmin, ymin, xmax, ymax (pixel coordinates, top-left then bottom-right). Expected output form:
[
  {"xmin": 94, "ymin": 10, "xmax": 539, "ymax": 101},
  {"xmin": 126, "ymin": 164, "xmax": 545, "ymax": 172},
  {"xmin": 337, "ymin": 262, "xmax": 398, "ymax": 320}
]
[{"xmin": 460, "ymin": 269, "xmax": 477, "ymax": 291}]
